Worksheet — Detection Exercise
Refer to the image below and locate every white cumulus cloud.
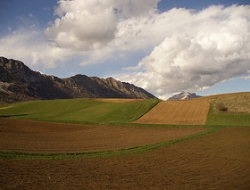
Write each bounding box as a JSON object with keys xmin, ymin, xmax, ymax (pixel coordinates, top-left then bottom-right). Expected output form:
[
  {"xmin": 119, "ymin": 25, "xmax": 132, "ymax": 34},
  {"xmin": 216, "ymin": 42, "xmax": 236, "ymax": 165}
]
[
  {"xmin": 0, "ymin": 29, "xmax": 73, "ymax": 69},
  {"xmin": 120, "ymin": 5, "xmax": 250, "ymax": 98},
  {"xmin": 45, "ymin": 0, "xmax": 159, "ymax": 51}
]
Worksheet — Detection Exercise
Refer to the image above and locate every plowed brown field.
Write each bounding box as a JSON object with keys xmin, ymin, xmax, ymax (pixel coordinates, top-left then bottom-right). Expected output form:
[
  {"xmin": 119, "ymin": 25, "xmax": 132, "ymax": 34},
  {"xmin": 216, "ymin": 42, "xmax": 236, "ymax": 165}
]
[
  {"xmin": 135, "ymin": 99, "xmax": 210, "ymax": 124},
  {"xmin": 0, "ymin": 118, "xmax": 205, "ymax": 153},
  {"xmin": 1, "ymin": 127, "xmax": 250, "ymax": 189}
]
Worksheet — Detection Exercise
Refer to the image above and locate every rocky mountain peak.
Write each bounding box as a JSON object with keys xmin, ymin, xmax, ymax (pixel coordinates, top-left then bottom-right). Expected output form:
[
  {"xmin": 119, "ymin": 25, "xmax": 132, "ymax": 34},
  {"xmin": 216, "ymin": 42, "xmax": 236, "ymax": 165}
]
[{"xmin": 168, "ymin": 91, "xmax": 200, "ymax": 100}]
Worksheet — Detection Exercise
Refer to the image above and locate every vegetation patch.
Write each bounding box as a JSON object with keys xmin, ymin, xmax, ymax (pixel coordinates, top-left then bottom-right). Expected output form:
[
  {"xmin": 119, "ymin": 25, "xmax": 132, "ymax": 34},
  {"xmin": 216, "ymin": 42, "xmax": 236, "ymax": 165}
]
[
  {"xmin": 206, "ymin": 112, "xmax": 250, "ymax": 126},
  {"xmin": 216, "ymin": 102, "xmax": 228, "ymax": 112}
]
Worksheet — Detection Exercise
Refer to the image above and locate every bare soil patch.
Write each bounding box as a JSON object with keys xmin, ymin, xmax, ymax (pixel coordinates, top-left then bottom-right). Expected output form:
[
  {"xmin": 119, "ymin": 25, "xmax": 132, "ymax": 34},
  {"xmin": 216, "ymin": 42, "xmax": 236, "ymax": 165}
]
[
  {"xmin": 0, "ymin": 118, "xmax": 205, "ymax": 153},
  {"xmin": 1, "ymin": 127, "xmax": 249, "ymax": 189},
  {"xmin": 135, "ymin": 99, "xmax": 210, "ymax": 124}
]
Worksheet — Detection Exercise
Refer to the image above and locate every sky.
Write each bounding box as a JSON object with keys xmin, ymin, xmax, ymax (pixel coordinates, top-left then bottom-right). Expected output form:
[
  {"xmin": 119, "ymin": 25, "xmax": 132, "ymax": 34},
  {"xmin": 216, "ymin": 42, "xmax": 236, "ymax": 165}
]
[{"xmin": 0, "ymin": 0, "xmax": 250, "ymax": 99}]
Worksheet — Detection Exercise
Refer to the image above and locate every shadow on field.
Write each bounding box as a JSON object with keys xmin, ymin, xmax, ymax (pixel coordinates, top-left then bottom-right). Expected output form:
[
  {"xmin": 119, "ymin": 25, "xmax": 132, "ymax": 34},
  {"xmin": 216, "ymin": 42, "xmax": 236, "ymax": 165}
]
[{"xmin": 0, "ymin": 114, "xmax": 28, "ymax": 118}]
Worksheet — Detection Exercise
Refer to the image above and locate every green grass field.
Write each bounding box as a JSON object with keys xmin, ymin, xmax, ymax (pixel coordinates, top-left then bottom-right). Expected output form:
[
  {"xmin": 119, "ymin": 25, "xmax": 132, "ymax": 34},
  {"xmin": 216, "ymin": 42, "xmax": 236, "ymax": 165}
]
[
  {"xmin": 0, "ymin": 98, "xmax": 159, "ymax": 124},
  {"xmin": 206, "ymin": 105, "xmax": 250, "ymax": 126}
]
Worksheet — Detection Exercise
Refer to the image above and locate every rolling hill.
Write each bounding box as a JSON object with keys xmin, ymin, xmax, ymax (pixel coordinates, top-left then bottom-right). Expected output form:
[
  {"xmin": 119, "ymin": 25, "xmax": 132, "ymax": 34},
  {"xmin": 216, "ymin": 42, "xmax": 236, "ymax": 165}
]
[{"xmin": 1, "ymin": 92, "xmax": 249, "ymax": 126}]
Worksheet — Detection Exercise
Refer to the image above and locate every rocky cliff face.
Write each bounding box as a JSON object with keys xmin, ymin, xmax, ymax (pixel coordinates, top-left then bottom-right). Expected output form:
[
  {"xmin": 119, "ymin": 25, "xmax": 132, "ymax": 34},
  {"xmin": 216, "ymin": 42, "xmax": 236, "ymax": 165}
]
[{"xmin": 0, "ymin": 57, "xmax": 155, "ymax": 102}]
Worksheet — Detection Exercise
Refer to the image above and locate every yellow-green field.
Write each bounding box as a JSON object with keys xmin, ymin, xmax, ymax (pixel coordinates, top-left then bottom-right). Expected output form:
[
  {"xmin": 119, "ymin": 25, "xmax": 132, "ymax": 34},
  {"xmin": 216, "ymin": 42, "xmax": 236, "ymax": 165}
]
[
  {"xmin": 205, "ymin": 92, "xmax": 250, "ymax": 113},
  {"xmin": 134, "ymin": 99, "xmax": 210, "ymax": 124}
]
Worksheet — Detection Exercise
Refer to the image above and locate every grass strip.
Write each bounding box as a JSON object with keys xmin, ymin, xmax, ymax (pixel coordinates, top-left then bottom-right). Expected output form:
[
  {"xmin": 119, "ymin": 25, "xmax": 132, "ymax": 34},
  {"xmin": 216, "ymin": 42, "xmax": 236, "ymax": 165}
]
[
  {"xmin": 0, "ymin": 127, "xmax": 219, "ymax": 160},
  {"xmin": 206, "ymin": 100, "xmax": 250, "ymax": 126}
]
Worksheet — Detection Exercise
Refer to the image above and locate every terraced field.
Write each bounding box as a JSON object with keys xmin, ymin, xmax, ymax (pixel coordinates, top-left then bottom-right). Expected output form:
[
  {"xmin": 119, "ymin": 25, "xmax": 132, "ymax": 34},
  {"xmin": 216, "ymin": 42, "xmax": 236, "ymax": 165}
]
[{"xmin": 135, "ymin": 99, "xmax": 210, "ymax": 124}]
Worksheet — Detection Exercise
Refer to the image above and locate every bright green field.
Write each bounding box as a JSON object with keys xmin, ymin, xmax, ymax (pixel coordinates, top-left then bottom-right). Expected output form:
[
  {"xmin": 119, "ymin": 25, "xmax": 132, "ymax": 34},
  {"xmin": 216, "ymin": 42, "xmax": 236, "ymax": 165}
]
[
  {"xmin": 205, "ymin": 105, "xmax": 250, "ymax": 126},
  {"xmin": 0, "ymin": 98, "xmax": 159, "ymax": 124}
]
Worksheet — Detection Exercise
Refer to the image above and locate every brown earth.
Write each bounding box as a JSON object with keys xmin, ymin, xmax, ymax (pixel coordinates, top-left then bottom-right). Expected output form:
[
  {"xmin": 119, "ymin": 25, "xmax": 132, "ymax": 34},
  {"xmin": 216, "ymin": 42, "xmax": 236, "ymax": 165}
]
[
  {"xmin": 0, "ymin": 127, "xmax": 249, "ymax": 189},
  {"xmin": 135, "ymin": 99, "xmax": 210, "ymax": 124},
  {"xmin": 0, "ymin": 118, "xmax": 206, "ymax": 153}
]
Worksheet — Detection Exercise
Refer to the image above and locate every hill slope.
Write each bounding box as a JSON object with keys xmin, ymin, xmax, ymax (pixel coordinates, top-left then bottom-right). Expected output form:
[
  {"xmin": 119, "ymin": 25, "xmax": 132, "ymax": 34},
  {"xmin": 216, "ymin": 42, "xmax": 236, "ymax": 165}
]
[
  {"xmin": 0, "ymin": 98, "xmax": 159, "ymax": 124},
  {"xmin": 135, "ymin": 99, "xmax": 210, "ymax": 125},
  {"xmin": 0, "ymin": 57, "xmax": 155, "ymax": 102}
]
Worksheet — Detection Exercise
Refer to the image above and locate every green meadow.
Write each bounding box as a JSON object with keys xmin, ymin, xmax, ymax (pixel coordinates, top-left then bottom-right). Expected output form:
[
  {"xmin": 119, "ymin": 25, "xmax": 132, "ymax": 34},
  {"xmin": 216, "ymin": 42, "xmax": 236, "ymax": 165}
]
[
  {"xmin": 0, "ymin": 98, "xmax": 159, "ymax": 125},
  {"xmin": 206, "ymin": 106, "xmax": 250, "ymax": 126}
]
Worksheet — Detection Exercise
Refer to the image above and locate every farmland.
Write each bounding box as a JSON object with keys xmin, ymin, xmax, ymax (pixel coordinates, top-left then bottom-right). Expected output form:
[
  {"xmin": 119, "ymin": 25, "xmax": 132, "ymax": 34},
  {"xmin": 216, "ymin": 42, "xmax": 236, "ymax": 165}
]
[
  {"xmin": 135, "ymin": 99, "xmax": 210, "ymax": 124},
  {"xmin": 0, "ymin": 118, "xmax": 206, "ymax": 153},
  {"xmin": 0, "ymin": 93, "xmax": 250, "ymax": 189},
  {"xmin": 1, "ymin": 125, "xmax": 249, "ymax": 189}
]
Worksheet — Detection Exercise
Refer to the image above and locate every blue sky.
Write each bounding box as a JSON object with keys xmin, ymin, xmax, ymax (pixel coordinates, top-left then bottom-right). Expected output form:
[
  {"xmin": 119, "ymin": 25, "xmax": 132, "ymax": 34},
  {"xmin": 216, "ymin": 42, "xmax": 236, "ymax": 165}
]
[{"xmin": 0, "ymin": 0, "xmax": 250, "ymax": 99}]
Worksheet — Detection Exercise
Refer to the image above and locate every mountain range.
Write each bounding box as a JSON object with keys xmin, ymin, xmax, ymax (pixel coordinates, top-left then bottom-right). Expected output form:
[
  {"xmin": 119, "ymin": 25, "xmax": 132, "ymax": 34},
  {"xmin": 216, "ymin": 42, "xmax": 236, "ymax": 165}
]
[
  {"xmin": 0, "ymin": 57, "xmax": 155, "ymax": 103},
  {"xmin": 168, "ymin": 91, "xmax": 201, "ymax": 100}
]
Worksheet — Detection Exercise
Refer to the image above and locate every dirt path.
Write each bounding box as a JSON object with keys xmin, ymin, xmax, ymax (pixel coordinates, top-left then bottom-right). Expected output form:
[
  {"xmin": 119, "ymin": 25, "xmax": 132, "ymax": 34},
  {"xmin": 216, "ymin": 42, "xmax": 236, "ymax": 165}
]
[
  {"xmin": 1, "ymin": 127, "xmax": 249, "ymax": 189},
  {"xmin": 0, "ymin": 106, "xmax": 13, "ymax": 110}
]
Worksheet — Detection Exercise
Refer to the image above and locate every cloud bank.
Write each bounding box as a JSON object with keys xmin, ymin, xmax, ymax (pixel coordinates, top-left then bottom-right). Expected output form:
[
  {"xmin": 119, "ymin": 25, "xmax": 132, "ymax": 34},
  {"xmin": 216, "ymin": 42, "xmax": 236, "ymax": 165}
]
[
  {"xmin": 45, "ymin": 0, "xmax": 159, "ymax": 51},
  {"xmin": 124, "ymin": 5, "xmax": 250, "ymax": 98},
  {"xmin": 0, "ymin": 1, "xmax": 250, "ymax": 98},
  {"xmin": 0, "ymin": 29, "xmax": 73, "ymax": 69}
]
